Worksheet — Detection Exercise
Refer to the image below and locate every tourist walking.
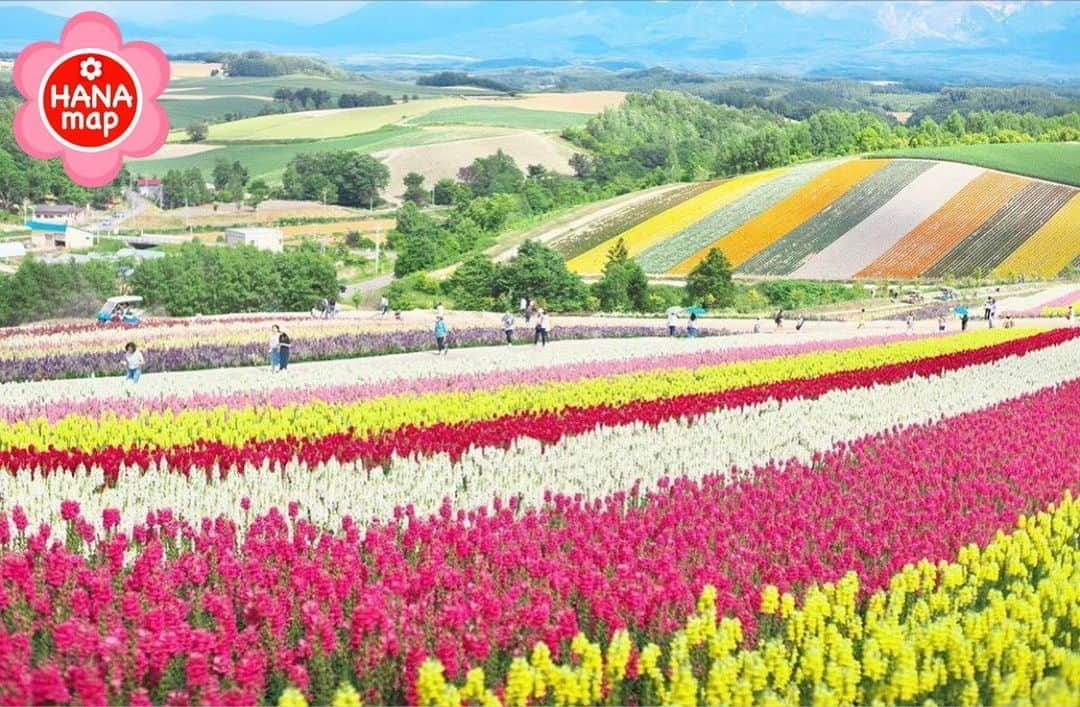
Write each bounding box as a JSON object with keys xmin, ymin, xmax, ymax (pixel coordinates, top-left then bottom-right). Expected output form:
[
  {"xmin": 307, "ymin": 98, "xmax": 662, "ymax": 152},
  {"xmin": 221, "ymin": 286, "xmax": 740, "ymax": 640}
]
[
  {"xmin": 501, "ymin": 311, "xmax": 515, "ymax": 345},
  {"xmin": 983, "ymin": 297, "xmax": 992, "ymax": 322},
  {"xmin": 667, "ymin": 309, "xmax": 679, "ymax": 337},
  {"xmin": 534, "ymin": 309, "xmax": 550, "ymax": 347},
  {"xmin": 1068, "ymin": 305, "xmax": 1074, "ymax": 327},
  {"xmin": 379, "ymin": 295, "xmax": 389, "ymax": 318},
  {"xmin": 434, "ymin": 315, "xmax": 449, "ymax": 355},
  {"xmin": 123, "ymin": 342, "xmax": 144, "ymax": 384},
  {"xmin": 856, "ymin": 308, "xmax": 866, "ymax": 329},
  {"xmin": 277, "ymin": 330, "xmax": 291, "ymax": 370},
  {"xmin": 519, "ymin": 297, "xmax": 527, "ymax": 317},
  {"xmin": 905, "ymin": 313, "xmax": 914, "ymax": 332},
  {"xmin": 774, "ymin": 309, "xmax": 784, "ymax": 330},
  {"xmin": 753, "ymin": 318, "xmax": 761, "ymax": 334},
  {"xmin": 961, "ymin": 312, "xmax": 969, "ymax": 331},
  {"xmin": 989, "ymin": 299, "xmax": 998, "ymax": 329},
  {"xmin": 268, "ymin": 325, "xmax": 281, "ymax": 371},
  {"xmin": 795, "ymin": 315, "xmax": 805, "ymax": 332},
  {"xmin": 687, "ymin": 312, "xmax": 699, "ymax": 338},
  {"xmin": 938, "ymin": 316, "xmax": 947, "ymax": 333}
]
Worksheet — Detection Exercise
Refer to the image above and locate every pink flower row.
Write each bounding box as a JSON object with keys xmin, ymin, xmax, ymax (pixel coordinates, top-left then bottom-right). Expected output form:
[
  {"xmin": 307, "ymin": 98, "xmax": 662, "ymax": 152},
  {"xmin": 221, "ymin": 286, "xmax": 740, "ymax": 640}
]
[
  {"xmin": 0, "ymin": 333, "xmax": 916, "ymax": 424},
  {"xmin": 1, "ymin": 374, "xmax": 1077, "ymax": 704}
]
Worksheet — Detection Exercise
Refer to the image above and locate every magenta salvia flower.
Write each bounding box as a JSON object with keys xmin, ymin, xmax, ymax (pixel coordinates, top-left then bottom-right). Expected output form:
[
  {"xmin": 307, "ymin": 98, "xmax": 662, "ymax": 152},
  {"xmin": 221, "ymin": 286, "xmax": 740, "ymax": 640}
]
[{"xmin": 60, "ymin": 500, "xmax": 81, "ymax": 521}]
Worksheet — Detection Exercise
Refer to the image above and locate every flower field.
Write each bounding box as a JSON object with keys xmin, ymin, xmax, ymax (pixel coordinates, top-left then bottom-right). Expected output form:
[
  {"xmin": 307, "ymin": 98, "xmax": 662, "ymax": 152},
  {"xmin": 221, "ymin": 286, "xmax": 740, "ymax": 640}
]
[
  {"xmin": 855, "ymin": 172, "xmax": 1028, "ymax": 279},
  {"xmin": 566, "ymin": 168, "xmax": 788, "ymax": 275},
  {"xmin": 1, "ymin": 319, "xmax": 1079, "ymax": 705},
  {"xmin": 923, "ymin": 181, "xmax": 1076, "ymax": 278},
  {"xmin": 550, "ymin": 181, "xmax": 717, "ymax": 260},
  {"xmin": 559, "ymin": 156, "xmax": 1077, "ymax": 281},
  {"xmin": 634, "ymin": 160, "xmax": 841, "ymax": 274},
  {"xmin": 737, "ymin": 160, "xmax": 933, "ymax": 276},
  {"xmin": 994, "ymin": 192, "xmax": 1080, "ymax": 279},
  {"xmin": 0, "ymin": 315, "xmax": 695, "ymax": 383}
]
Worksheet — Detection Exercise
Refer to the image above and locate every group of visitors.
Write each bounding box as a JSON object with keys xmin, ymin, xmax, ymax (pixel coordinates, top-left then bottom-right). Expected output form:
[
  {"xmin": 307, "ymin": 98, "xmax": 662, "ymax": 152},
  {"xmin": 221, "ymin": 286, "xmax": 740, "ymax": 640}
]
[
  {"xmin": 434, "ymin": 299, "xmax": 552, "ymax": 355},
  {"xmin": 312, "ymin": 298, "xmax": 339, "ymax": 319},
  {"xmin": 770, "ymin": 309, "xmax": 805, "ymax": 332},
  {"xmin": 666, "ymin": 309, "xmax": 701, "ymax": 338}
]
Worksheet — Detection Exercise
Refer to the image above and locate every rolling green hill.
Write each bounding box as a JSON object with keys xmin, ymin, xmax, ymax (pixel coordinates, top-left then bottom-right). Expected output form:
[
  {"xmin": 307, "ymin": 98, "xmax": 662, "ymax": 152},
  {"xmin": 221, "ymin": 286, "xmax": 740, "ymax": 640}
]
[
  {"xmin": 875, "ymin": 143, "xmax": 1080, "ymax": 187},
  {"xmin": 406, "ymin": 106, "xmax": 588, "ymax": 131}
]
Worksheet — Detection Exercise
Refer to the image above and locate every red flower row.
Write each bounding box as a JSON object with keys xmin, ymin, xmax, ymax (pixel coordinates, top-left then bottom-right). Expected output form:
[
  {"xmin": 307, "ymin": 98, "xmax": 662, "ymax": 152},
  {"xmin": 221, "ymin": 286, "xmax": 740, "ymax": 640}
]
[{"xmin": 4, "ymin": 328, "xmax": 1077, "ymax": 479}]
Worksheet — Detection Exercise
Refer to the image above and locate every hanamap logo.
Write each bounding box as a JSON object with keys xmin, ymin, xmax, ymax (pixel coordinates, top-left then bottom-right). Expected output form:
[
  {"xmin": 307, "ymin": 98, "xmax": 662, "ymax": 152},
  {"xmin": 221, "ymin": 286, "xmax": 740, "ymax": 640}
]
[{"xmin": 13, "ymin": 12, "xmax": 169, "ymax": 187}]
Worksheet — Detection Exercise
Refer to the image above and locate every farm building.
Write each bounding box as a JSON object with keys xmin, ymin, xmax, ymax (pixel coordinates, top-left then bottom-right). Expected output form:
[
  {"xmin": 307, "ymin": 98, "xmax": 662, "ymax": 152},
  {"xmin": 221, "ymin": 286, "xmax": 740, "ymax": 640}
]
[
  {"xmin": 226, "ymin": 227, "xmax": 283, "ymax": 253},
  {"xmin": 25, "ymin": 221, "xmax": 93, "ymax": 250},
  {"xmin": 135, "ymin": 178, "xmax": 163, "ymax": 203},
  {"xmin": 58, "ymin": 226, "xmax": 94, "ymax": 250},
  {"xmin": 31, "ymin": 204, "xmax": 88, "ymax": 223}
]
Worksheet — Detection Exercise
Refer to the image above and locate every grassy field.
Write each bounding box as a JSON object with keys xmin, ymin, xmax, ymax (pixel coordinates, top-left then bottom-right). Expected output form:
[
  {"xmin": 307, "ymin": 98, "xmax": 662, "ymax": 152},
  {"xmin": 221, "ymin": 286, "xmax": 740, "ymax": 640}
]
[
  {"xmin": 131, "ymin": 125, "xmax": 504, "ymax": 180},
  {"xmin": 876, "ymin": 143, "xmax": 1080, "ymax": 186},
  {"xmin": 160, "ymin": 96, "xmax": 272, "ymax": 129},
  {"xmin": 406, "ymin": 106, "xmax": 588, "ymax": 131},
  {"xmin": 164, "ymin": 73, "xmax": 464, "ymax": 100},
  {"xmin": 200, "ymin": 97, "xmax": 466, "ymax": 141}
]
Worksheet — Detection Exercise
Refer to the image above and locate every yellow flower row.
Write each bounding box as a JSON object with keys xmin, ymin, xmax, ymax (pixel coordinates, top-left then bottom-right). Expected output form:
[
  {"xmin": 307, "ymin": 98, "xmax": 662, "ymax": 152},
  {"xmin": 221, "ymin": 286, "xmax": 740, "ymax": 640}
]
[
  {"xmin": 0, "ymin": 328, "xmax": 1037, "ymax": 454},
  {"xmin": 995, "ymin": 193, "xmax": 1080, "ymax": 279},
  {"xmin": 417, "ymin": 490, "xmax": 1080, "ymax": 707},
  {"xmin": 566, "ymin": 169, "xmax": 787, "ymax": 275},
  {"xmin": 670, "ymin": 159, "xmax": 888, "ymax": 275}
]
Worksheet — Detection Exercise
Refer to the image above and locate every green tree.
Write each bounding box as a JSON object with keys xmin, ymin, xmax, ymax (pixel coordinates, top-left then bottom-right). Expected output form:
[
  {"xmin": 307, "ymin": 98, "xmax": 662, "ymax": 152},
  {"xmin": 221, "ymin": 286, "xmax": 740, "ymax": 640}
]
[
  {"xmin": 246, "ymin": 178, "xmax": 270, "ymax": 211},
  {"xmin": 281, "ymin": 152, "xmax": 389, "ymax": 208},
  {"xmin": 0, "ymin": 150, "xmax": 28, "ymax": 210},
  {"xmin": 186, "ymin": 122, "xmax": 208, "ymax": 143},
  {"xmin": 441, "ymin": 253, "xmax": 497, "ymax": 310},
  {"xmin": 498, "ymin": 240, "xmax": 588, "ymax": 311},
  {"xmin": 432, "ymin": 178, "xmax": 459, "ymax": 205},
  {"xmin": 459, "ymin": 149, "xmax": 524, "ymax": 196},
  {"xmin": 593, "ymin": 238, "xmax": 649, "ymax": 312},
  {"xmin": 685, "ymin": 248, "xmax": 735, "ymax": 309},
  {"xmin": 403, "ymin": 172, "xmax": 428, "ymax": 205}
]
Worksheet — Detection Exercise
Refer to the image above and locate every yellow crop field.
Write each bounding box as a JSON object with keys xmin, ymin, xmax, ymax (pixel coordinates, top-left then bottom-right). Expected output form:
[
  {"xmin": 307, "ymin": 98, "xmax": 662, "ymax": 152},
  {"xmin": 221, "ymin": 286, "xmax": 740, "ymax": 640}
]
[
  {"xmin": 668, "ymin": 159, "xmax": 888, "ymax": 275},
  {"xmin": 567, "ymin": 168, "xmax": 787, "ymax": 275},
  {"xmin": 994, "ymin": 192, "xmax": 1080, "ymax": 278}
]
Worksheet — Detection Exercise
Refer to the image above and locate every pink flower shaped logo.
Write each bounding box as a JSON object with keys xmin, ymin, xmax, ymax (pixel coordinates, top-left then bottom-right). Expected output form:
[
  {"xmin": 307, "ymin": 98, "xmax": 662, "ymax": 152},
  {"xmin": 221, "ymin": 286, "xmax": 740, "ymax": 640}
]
[{"xmin": 13, "ymin": 12, "xmax": 169, "ymax": 187}]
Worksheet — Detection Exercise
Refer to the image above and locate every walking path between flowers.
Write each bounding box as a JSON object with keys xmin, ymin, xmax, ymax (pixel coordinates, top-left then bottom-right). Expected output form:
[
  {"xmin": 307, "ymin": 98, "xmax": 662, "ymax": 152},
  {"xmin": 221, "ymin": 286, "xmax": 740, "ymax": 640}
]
[{"xmin": 0, "ymin": 318, "xmax": 979, "ymax": 407}]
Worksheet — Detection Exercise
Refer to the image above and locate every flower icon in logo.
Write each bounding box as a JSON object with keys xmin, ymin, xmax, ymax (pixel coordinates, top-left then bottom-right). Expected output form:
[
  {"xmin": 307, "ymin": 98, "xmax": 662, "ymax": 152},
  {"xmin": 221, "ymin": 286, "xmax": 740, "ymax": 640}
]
[
  {"xmin": 13, "ymin": 12, "xmax": 170, "ymax": 187},
  {"xmin": 79, "ymin": 56, "xmax": 103, "ymax": 82}
]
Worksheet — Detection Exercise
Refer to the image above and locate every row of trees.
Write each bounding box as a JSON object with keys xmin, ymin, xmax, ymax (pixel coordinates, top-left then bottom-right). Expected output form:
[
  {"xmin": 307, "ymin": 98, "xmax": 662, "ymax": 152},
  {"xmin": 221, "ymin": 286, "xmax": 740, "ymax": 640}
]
[
  {"xmin": 390, "ymin": 150, "xmax": 594, "ymax": 277},
  {"xmin": 416, "ymin": 71, "xmax": 512, "ymax": 93},
  {"xmin": 130, "ymin": 243, "xmax": 337, "ymax": 316},
  {"xmin": 280, "ymin": 152, "xmax": 389, "ymax": 208},
  {"xmin": 0, "ymin": 258, "xmax": 116, "ymax": 327},
  {"xmin": 400, "ymin": 237, "xmax": 735, "ymax": 315},
  {"xmin": 563, "ymin": 90, "xmax": 1080, "ymax": 185}
]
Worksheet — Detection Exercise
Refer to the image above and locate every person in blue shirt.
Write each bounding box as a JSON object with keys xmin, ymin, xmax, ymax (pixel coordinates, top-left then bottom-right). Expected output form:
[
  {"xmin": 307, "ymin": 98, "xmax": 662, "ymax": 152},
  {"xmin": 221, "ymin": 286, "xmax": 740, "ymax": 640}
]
[{"xmin": 434, "ymin": 315, "xmax": 449, "ymax": 355}]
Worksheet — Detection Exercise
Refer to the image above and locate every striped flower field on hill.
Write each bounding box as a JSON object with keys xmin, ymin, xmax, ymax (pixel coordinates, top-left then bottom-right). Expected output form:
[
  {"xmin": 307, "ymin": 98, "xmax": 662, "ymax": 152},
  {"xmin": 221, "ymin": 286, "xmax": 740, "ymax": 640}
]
[
  {"xmin": 567, "ymin": 156, "xmax": 1077, "ymax": 280},
  {"xmin": 0, "ymin": 323, "xmax": 1077, "ymax": 705}
]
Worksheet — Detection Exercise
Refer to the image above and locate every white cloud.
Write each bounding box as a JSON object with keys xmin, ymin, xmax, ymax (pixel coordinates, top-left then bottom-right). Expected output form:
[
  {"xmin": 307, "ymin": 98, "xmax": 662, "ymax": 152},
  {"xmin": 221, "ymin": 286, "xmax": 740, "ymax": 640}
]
[{"xmin": 9, "ymin": 1, "xmax": 367, "ymax": 25}]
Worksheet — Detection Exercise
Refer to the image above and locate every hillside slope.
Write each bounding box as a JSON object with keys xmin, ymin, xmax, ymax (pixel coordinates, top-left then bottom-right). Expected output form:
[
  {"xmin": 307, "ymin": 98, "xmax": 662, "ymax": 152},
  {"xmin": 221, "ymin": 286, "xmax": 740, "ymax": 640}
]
[{"xmin": 563, "ymin": 152, "xmax": 1080, "ymax": 281}]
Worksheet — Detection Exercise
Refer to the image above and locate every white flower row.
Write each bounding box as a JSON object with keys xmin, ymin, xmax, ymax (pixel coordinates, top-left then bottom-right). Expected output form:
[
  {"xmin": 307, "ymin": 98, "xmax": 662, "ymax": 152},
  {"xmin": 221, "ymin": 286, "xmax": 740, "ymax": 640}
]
[{"xmin": 6, "ymin": 337, "xmax": 1080, "ymax": 536}]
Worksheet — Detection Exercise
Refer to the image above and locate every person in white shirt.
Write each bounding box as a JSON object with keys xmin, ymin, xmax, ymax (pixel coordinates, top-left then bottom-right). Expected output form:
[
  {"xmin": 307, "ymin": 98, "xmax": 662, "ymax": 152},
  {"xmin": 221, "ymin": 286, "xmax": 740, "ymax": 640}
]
[
  {"xmin": 501, "ymin": 311, "xmax": 515, "ymax": 345},
  {"xmin": 534, "ymin": 309, "xmax": 550, "ymax": 346},
  {"xmin": 123, "ymin": 342, "xmax": 145, "ymax": 383},
  {"xmin": 667, "ymin": 310, "xmax": 679, "ymax": 337},
  {"xmin": 379, "ymin": 295, "xmax": 389, "ymax": 317}
]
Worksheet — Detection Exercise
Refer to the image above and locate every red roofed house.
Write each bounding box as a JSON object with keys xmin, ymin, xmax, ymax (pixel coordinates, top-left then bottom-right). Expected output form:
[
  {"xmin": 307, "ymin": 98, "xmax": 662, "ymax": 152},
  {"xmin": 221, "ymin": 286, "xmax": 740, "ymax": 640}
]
[{"xmin": 136, "ymin": 178, "xmax": 163, "ymax": 203}]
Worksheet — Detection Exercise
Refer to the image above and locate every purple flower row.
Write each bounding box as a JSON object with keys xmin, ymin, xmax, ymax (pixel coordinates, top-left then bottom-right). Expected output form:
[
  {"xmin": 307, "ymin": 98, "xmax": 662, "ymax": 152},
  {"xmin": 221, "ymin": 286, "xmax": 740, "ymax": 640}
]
[{"xmin": 0, "ymin": 325, "xmax": 725, "ymax": 383}]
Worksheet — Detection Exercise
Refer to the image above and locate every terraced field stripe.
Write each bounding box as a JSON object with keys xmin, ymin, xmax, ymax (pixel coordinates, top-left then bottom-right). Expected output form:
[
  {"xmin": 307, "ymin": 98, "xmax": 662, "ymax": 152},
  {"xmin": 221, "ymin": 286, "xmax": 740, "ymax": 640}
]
[
  {"xmin": 552, "ymin": 182, "xmax": 717, "ymax": 260},
  {"xmin": 855, "ymin": 172, "xmax": 1028, "ymax": 279},
  {"xmin": 924, "ymin": 181, "xmax": 1076, "ymax": 278},
  {"xmin": 738, "ymin": 160, "xmax": 933, "ymax": 276},
  {"xmin": 791, "ymin": 162, "xmax": 984, "ymax": 280},
  {"xmin": 668, "ymin": 159, "xmax": 889, "ymax": 275},
  {"xmin": 994, "ymin": 192, "xmax": 1080, "ymax": 279},
  {"xmin": 566, "ymin": 169, "xmax": 788, "ymax": 275},
  {"xmin": 635, "ymin": 160, "xmax": 842, "ymax": 274}
]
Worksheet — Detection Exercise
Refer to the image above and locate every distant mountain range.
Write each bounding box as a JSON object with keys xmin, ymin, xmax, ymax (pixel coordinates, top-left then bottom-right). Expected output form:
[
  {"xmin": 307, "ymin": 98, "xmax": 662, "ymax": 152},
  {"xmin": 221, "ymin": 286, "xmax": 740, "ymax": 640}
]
[{"xmin": 1, "ymin": 1, "xmax": 1077, "ymax": 83}]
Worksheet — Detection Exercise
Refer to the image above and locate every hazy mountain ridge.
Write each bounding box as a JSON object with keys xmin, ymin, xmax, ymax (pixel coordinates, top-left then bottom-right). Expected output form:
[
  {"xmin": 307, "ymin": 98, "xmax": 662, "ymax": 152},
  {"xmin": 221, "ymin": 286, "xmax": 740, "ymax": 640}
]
[{"xmin": 0, "ymin": 2, "xmax": 1076, "ymax": 83}]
